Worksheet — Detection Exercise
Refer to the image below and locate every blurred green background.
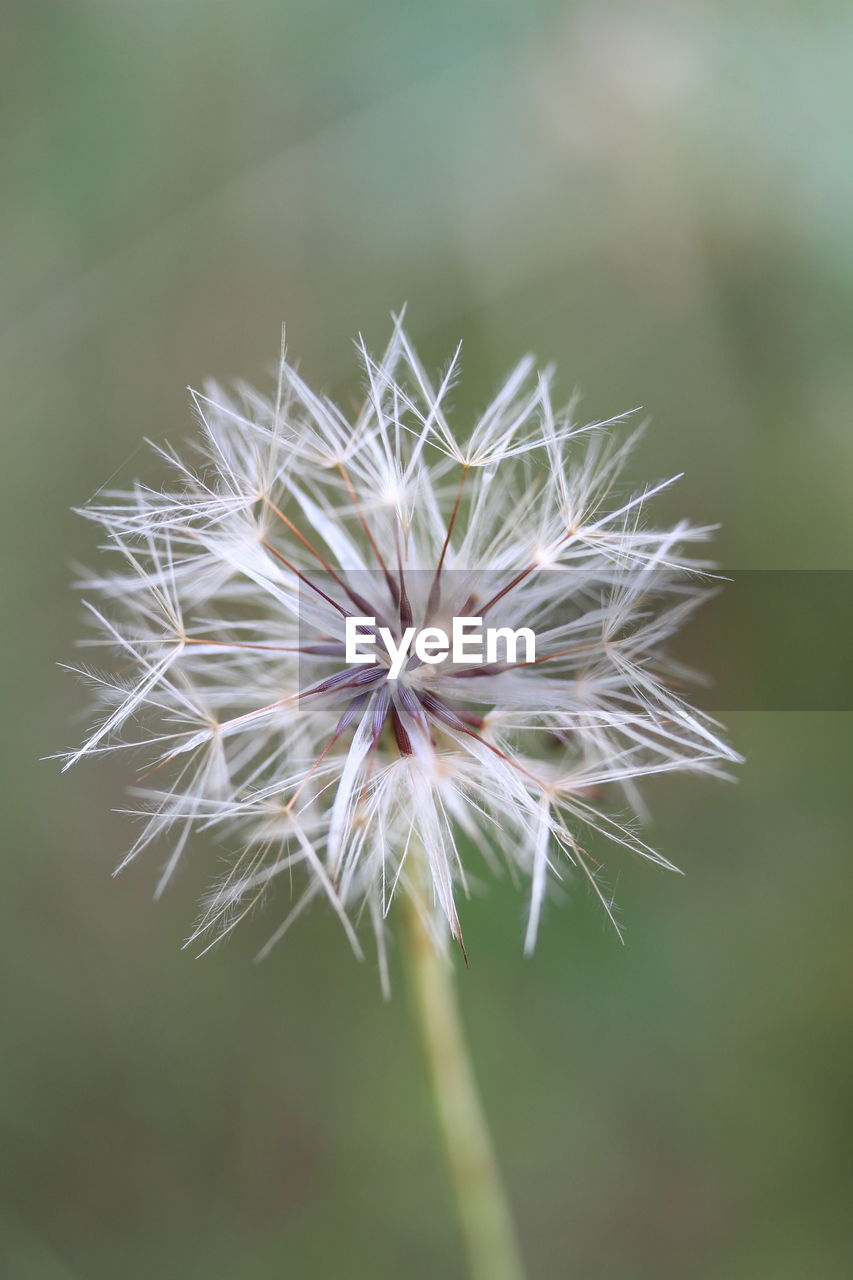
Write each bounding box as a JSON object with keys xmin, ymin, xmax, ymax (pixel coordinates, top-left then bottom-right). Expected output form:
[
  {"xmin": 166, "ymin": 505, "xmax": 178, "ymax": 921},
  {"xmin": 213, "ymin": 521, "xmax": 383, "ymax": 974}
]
[{"xmin": 2, "ymin": 2, "xmax": 851, "ymax": 1277}]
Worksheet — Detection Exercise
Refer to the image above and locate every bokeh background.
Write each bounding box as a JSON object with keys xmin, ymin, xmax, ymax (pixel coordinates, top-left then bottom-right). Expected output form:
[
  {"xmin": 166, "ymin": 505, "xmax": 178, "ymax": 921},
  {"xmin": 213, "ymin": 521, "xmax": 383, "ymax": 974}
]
[{"xmin": 2, "ymin": 2, "xmax": 851, "ymax": 1277}]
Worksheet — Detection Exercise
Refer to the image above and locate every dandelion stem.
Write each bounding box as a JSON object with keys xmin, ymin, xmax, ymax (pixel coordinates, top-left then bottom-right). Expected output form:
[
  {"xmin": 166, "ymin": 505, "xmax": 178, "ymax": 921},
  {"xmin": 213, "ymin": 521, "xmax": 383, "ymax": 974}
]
[{"xmin": 403, "ymin": 889, "xmax": 527, "ymax": 1280}]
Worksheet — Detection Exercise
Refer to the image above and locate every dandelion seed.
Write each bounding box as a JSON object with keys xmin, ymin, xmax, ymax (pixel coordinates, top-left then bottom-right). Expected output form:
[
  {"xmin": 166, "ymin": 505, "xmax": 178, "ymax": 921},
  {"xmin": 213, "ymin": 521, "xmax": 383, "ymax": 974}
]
[{"xmin": 65, "ymin": 316, "xmax": 739, "ymax": 984}]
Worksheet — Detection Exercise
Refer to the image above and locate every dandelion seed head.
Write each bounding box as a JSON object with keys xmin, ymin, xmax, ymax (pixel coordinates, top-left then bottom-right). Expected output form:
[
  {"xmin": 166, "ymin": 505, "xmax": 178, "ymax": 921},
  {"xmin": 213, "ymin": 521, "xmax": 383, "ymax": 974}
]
[{"xmin": 65, "ymin": 317, "xmax": 738, "ymax": 984}]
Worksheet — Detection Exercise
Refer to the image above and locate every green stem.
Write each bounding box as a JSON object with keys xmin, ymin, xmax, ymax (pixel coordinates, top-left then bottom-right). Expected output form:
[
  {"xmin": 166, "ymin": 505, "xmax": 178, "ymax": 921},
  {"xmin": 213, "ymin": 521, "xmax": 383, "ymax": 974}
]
[{"xmin": 403, "ymin": 890, "xmax": 527, "ymax": 1280}]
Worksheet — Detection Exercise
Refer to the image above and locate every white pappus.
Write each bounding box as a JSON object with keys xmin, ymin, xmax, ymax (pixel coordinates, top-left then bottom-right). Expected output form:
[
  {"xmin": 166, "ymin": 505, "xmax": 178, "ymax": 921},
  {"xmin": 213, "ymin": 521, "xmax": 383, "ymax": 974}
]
[{"xmin": 64, "ymin": 317, "xmax": 739, "ymax": 991}]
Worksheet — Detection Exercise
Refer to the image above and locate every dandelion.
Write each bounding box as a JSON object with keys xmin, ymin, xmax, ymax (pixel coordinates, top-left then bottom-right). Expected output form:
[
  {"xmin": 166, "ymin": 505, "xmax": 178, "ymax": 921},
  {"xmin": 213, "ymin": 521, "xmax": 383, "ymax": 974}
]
[{"xmin": 64, "ymin": 316, "xmax": 737, "ymax": 1279}]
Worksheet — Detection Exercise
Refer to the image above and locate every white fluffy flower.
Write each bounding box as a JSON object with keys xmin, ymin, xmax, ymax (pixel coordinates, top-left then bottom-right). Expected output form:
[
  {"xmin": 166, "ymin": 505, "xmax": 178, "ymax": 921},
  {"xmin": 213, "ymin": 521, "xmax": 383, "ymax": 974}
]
[{"xmin": 65, "ymin": 318, "xmax": 737, "ymax": 988}]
